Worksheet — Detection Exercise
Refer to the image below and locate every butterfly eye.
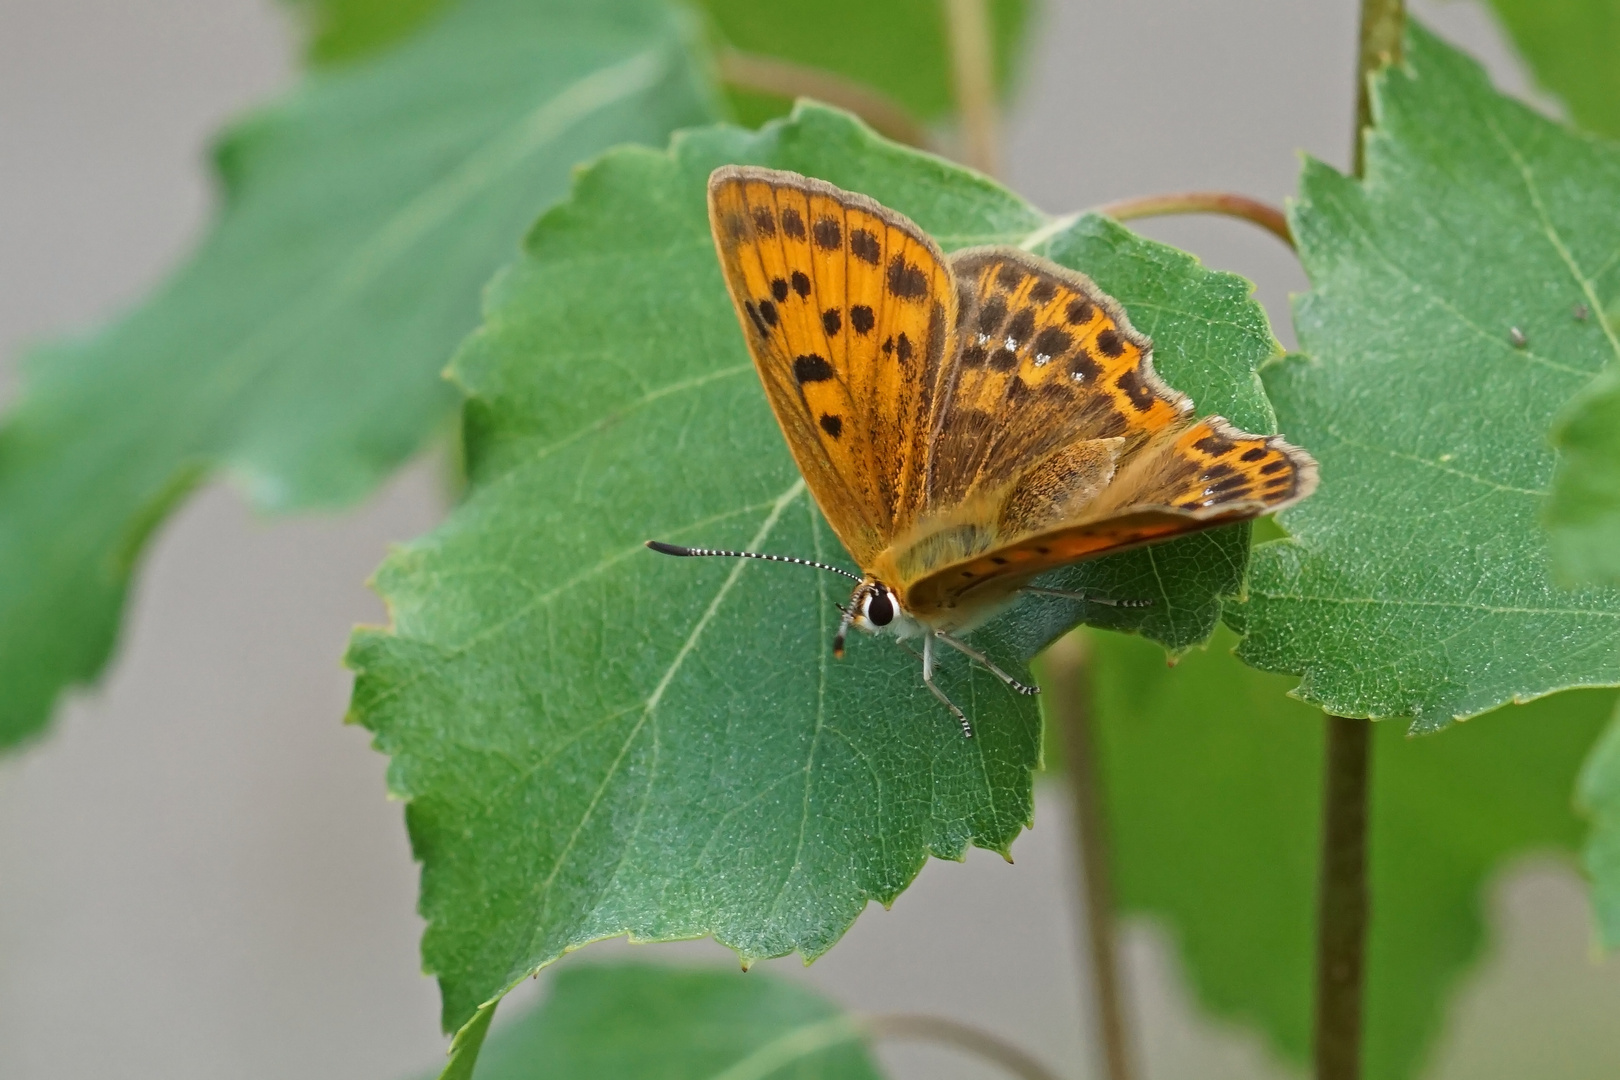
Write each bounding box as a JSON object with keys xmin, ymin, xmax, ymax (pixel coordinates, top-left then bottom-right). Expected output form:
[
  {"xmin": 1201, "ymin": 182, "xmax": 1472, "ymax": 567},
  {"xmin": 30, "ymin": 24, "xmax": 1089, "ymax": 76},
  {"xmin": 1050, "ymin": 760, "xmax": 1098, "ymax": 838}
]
[{"xmin": 864, "ymin": 586, "xmax": 895, "ymax": 627}]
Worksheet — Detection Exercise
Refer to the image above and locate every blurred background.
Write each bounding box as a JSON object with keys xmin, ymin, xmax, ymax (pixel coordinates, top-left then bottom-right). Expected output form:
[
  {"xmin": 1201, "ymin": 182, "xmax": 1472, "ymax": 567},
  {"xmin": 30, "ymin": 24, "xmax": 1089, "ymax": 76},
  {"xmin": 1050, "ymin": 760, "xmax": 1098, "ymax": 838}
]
[{"xmin": 1, "ymin": 1, "xmax": 1616, "ymax": 1078}]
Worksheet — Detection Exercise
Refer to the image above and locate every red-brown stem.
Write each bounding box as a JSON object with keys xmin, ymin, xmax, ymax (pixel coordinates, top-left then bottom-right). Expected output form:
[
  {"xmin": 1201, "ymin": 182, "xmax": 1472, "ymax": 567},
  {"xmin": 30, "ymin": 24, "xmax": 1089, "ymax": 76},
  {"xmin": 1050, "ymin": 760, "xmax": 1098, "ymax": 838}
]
[
  {"xmin": 1095, "ymin": 192, "xmax": 1294, "ymax": 248},
  {"xmin": 1314, "ymin": 6, "xmax": 1402, "ymax": 1080},
  {"xmin": 1315, "ymin": 715, "xmax": 1373, "ymax": 1080}
]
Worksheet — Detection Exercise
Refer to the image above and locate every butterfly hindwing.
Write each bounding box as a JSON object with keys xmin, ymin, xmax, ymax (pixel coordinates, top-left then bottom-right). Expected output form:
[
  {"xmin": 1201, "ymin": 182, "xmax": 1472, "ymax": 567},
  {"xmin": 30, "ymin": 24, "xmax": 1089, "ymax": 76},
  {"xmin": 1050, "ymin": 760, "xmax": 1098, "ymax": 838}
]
[
  {"xmin": 708, "ymin": 166, "xmax": 957, "ymax": 567},
  {"xmin": 897, "ymin": 416, "xmax": 1318, "ymax": 618},
  {"xmin": 923, "ymin": 247, "xmax": 1192, "ymax": 513}
]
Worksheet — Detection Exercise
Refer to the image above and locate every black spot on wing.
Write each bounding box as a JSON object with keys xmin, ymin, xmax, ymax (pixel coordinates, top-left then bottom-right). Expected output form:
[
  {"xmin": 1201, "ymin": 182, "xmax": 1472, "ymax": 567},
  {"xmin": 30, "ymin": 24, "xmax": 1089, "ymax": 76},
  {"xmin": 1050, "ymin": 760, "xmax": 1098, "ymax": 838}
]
[
  {"xmin": 1066, "ymin": 297, "xmax": 1095, "ymax": 325},
  {"xmin": 1114, "ymin": 366, "xmax": 1155, "ymax": 411},
  {"xmin": 745, "ymin": 300, "xmax": 767, "ymax": 336},
  {"xmin": 851, "ymin": 228, "xmax": 880, "ymax": 264},
  {"xmin": 1241, "ymin": 446, "xmax": 1268, "ymax": 462},
  {"xmin": 996, "ymin": 264, "xmax": 1024, "ymax": 291},
  {"xmin": 1260, "ymin": 459, "xmax": 1289, "ymax": 475},
  {"xmin": 813, "ymin": 217, "xmax": 841, "ymax": 249},
  {"xmin": 887, "ymin": 255, "xmax": 929, "ymax": 299},
  {"xmin": 1005, "ymin": 308, "xmax": 1035, "ymax": 345},
  {"xmin": 1194, "ymin": 431, "xmax": 1237, "ymax": 456},
  {"xmin": 1095, "ymin": 328, "xmax": 1125, "ymax": 357},
  {"xmin": 791, "ymin": 270, "xmax": 811, "ymax": 298},
  {"xmin": 752, "ymin": 206, "xmax": 776, "ymax": 236},
  {"xmin": 758, "ymin": 299, "xmax": 778, "ymax": 326},
  {"xmin": 1033, "ymin": 326, "xmax": 1071, "ymax": 358},
  {"xmin": 990, "ymin": 348, "xmax": 1018, "ymax": 371},
  {"xmin": 976, "ymin": 296, "xmax": 1007, "ymax": 336},
  {"xmin": 963, "ymin": 344, "xmax": 989, "ymax": 365},
  {"xmin": 771, "ymin": 278, "xmax": 789, "ymax": 302},
  {"xmin": 819, "ymin": 413, "xmax": 843, "ymax": 437},
  {"xmin": 822, "ymin": 308, "xmax": 842, "ymax": 335},
  {"xmin": 895, "ymin": 333, "xmax": 913, "ymax": 364},
  {"xmin": 794, "ymin": 354, "xmax": 834, "ymax": 383},
  {"xmin": 850, "ymin": 305, "xmax": 875, "ymax": 334},
  {"xmin": 781, "ymin": 208, "xmax": 805, "ymax": 239},
  {"xmin": 1068, "ymin": 346, "xmax": 1100, "ymax": 382},
  {"xmin": 1029, "ymin": 279, "xmax": 1058, "ymax": 304}
]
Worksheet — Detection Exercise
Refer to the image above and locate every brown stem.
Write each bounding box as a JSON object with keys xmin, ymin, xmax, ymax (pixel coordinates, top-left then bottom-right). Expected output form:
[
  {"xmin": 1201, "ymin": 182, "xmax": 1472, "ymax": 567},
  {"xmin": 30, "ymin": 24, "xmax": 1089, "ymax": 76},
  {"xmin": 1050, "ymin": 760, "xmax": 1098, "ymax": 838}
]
[
  {"xmin": 942, "ymin": 0, "xmax": 1000, "ymax": 175},
  {"xmin": 715, "ymin": 50, "xmax": 934, "ymax": 151},
  {"xmin": 1314, "ymin": 8, "xmax": 1401, "ymax": 1080},
  {"xmin": 1354, "ymin": 0, "xmax": 1405, "ymax": 175},
  {"xmin": 1042, "ymin": 631, "xmax": 1135, "ymax": 1080},
  {"xmin": 864, "ymin": 1013, "xmax": 1065, "ymax": 1080},
  {"xmin": 1315, "ymin": 715, "xmax": 1373, "ymax": 1080},
  {"xmin": 1095, "ymin": 192, "xmax": 1294, "ymax": 248}
]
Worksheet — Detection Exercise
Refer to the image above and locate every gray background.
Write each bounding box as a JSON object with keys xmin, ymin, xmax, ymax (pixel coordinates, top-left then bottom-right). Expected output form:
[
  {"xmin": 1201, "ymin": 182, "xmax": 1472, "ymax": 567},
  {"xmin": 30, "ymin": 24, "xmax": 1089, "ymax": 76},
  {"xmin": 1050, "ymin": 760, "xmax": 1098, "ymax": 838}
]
[{"xmin": 2, "ymin": 1, "xmax": 1617, "ymax": 1078}]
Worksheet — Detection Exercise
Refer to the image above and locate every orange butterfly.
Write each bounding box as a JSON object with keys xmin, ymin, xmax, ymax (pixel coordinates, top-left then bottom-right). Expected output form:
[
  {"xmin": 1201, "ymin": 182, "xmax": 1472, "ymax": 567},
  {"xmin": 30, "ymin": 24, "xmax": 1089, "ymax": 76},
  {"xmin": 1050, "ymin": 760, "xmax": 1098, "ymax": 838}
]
[{"xmin": 649, "ymin": 166, "xmax": 1318, "ymax": 736}]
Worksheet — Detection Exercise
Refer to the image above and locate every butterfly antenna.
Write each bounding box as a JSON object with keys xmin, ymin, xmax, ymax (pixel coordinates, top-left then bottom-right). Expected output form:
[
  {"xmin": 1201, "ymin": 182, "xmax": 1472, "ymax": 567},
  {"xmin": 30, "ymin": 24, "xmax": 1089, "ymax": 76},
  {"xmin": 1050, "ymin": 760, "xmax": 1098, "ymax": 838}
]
[{"xmin": 645, "ymin": 541, "xmax": 862, "ymax": 581}]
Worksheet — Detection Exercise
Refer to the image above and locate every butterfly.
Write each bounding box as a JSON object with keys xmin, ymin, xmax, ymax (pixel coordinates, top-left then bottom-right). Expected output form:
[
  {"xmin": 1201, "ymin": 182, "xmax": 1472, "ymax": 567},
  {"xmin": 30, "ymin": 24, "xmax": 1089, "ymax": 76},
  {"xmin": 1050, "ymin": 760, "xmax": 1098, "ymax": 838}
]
[{"xmin": 649, "ymin": 166, "xmax": 1318, "ymax": 737}]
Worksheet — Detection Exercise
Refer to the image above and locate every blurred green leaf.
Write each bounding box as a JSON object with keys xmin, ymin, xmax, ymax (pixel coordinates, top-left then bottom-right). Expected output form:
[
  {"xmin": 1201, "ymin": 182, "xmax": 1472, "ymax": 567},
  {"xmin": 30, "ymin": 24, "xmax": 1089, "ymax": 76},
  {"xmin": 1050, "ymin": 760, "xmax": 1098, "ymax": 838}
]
[
  {"xmin": 1548, "ymin": 372, "xmax": 1620, "ymax": 585},
  {"xmin": 346, "ymin": 102, "xmax": 1285, "ymax": 1038},
  {"xmin": 284, "ymin": 0, "xmax": 1034, "ymax": 121},
  {"xmin": 281, "ymin": 0, "xmax": 458, "ymax": 64},
  {"xmin": 0, "ymin": 0, "xmax": 717, "ymax": 747},
  {"xmin": 439, "ymin": 963, "xmax": 884, "ymax": 1080},
  {"xmin": 703, "ymin": 0, "xmax": 1031, "ymax": 130},
  {"xmin": 1578, "ymin": 698, "xmax": 1620, "ymax": 947},
  {"xmin": 1234, "ymin": 22, "xmax": 1620, "ymax": 729},
  {"xmin": 1091, "ymin": 624, "xmax": 1618, "ymax": 1080},
  {"xmin": 1483, "ymin": 0, "xmax": 1620, "ymax": 138}
]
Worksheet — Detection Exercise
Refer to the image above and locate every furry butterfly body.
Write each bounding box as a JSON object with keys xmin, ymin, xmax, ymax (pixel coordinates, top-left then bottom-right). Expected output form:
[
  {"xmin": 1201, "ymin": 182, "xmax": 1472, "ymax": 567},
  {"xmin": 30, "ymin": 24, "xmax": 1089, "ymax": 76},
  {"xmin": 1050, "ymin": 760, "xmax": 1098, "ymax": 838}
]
[{"xmin": 650, "ymin": 166, "xmax": 1318, "ymax": 735}]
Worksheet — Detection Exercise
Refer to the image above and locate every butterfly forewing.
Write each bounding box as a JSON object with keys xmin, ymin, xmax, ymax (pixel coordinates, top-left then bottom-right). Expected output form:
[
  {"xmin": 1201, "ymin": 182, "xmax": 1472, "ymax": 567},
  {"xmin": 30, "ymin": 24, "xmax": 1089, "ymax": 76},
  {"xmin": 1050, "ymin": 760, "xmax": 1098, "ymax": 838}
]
[{"xmin": 708, "ymin": 166, "xmax": 956, "ymax": 566}]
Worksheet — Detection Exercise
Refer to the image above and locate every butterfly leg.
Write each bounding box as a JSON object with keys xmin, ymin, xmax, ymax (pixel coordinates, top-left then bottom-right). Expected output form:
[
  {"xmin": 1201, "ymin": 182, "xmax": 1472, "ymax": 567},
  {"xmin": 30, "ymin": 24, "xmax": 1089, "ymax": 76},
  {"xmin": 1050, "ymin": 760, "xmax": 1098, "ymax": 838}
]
[
  {"xmin": 922, "ymin": 634, "xmax": 975, "ymax": 739},
  {"xmin": 1020, "ymin": 586, "xmax": 1153, "ymax": 608},
  {"xmin": 933, "ymin": 630, "xmax": 1041, "ymax": 697}
]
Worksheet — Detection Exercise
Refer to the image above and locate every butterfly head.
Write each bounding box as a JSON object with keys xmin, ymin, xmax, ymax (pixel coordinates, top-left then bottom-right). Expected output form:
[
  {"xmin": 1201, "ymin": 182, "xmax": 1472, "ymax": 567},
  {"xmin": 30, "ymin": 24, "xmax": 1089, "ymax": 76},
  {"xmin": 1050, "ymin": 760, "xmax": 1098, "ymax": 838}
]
[{"xmin": 833, "ymin": 579, "xmax": 920, "ymax": 657}]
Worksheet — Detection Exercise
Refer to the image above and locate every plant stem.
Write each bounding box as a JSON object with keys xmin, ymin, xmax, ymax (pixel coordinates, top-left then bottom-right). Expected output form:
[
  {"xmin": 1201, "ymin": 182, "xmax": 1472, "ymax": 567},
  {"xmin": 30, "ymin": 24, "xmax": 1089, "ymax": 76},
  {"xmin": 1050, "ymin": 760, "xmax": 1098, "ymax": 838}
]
[
  {"xmin": 942, "ymin": 0, "xmax": 1000, "ymax": 175},
  {"xmin": 715, "ymin": 50, "xmax": 934, "ymax": 151},
  {"xmin": 1095, "ymin": 192, "xmax": 1294, "ymax": 248},
  {"xmin": 1042, "ymin": 631, "xmax": 1134, "ymax": 1080},
  {"xmin": 1315, "ymin": 714, "xmax": 1373, "ymax": 1080},
  {"xmin": 1354, "ymin": 0, "xmax": 1406, "ymax": 175},
  {"xmin": 864, "ymin": 1013, "xmax": 1066, "ymax": 1080},
  {"xmin": 1314, "ymin": 8, "xmax": 1401, "ymax": 1080}
]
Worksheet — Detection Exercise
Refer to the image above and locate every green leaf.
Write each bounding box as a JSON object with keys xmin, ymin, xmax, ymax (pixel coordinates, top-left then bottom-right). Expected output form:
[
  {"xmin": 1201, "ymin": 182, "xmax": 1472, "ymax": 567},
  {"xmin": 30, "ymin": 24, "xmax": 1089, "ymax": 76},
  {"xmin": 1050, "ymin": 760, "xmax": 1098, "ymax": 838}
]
[
  {"xmin": 1483, "ymin": 0, "xmax": 1620, "ymax": 138},
  {"xmin": 346, "ymin": 102, "xmax": 1285, "ymax": 1037},
  {"xmin": 441, "ymin": 963, "xmax": 883, "ymax": 1080},
  {"xmin": 700, "ymin": 0, "xmax": 1031, "ymax": 129},
  {"xmin": 1091, "ymin": 624, "xmax": 1619, "ymax": 1080},
  {"xmin": 280, "ymin": 0, "xmax": 458, "ymax": 65},
  {"xmin": 0, "ymin": 0, "xmax": 717, "ymax": 747},
  {"xmin": 1578, "ymin": 697, "xmax": 1620, "ymax": 947},
  {"xmin": 1548, "ymin": 372, "xmax": 1620, "ymax": 585},
  {"xmin": 1234, "ymin": 22, "xmax": 1620, "ymax": 729}
]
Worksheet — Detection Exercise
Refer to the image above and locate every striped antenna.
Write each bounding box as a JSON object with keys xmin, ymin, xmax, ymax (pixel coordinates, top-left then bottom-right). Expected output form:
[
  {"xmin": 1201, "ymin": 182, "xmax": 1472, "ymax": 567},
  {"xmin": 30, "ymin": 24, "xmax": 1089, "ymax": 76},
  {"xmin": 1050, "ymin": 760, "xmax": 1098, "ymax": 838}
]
[{"xmin": 645, "ymin": 541, "xmax": 862, "ymax": 582}]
